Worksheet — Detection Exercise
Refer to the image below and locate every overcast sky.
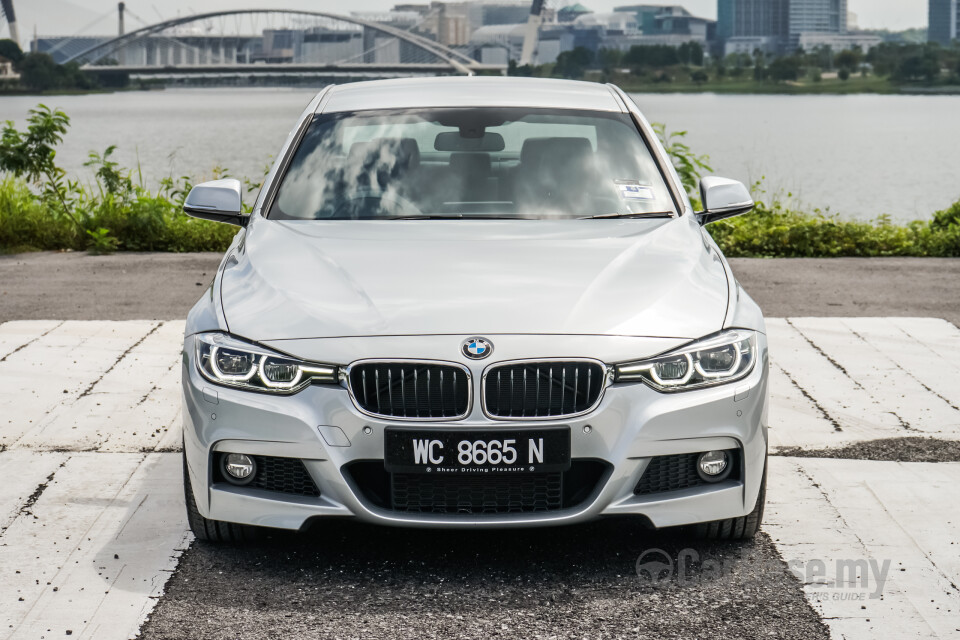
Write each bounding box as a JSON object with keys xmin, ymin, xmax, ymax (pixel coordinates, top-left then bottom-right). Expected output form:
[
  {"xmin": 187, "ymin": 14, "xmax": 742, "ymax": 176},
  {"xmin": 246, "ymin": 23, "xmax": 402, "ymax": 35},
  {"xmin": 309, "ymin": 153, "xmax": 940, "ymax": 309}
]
[{"xmin": 1, "ymin": 0, "xmax": 929, "ymax": 46}]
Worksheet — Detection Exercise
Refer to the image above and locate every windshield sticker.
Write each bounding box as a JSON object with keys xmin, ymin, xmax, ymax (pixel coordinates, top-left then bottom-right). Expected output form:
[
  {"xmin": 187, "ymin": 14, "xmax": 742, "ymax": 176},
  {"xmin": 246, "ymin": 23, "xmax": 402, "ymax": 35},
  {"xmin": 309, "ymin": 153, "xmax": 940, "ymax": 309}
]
[{"xmin": 615, "ymin": 181, "xmax": 654, "ymax": 200}]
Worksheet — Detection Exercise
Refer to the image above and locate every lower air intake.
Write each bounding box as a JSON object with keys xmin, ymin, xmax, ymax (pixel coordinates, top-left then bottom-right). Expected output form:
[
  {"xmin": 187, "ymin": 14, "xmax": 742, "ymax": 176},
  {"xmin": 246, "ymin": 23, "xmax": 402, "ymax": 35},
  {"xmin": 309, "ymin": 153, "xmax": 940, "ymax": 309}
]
[
  {"xmin": 392, "ymin": 472, "xmax": 562, "ymax": 514},
  {"xmin": 214, "ymin": 453, "xmax": 320, "ymax": 497},
  {"xmin": 344, "ymin": 460, "xmax": 610, "ymax": 516},
  {"xmin": 634, "ymin": 450, "xmax": 740, "ymax": 495}
]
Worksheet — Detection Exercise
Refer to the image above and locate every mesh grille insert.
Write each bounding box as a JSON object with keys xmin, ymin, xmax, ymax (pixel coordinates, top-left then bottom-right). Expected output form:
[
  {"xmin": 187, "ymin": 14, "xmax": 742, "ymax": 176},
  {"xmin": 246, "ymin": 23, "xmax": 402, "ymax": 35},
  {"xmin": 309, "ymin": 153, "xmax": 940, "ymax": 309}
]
[
  {"xmin": 344, "ymin": 460, "xmax": 610, "ymax": 517},
  {"xmin": 391, "ymin": 472, "xmax": 563, "ymax": 514},
  {"xmin": 634, "ymin": 453, "xmax": 703, "ymax": 495},
  {"xmin": 250, "ymin": 455, "xmax": 321, "ymax": 497},
  {"xmin": 634, "ymin": 450, "xmax": 740, "ymax": 496},
  {"xmin": 215, "ymin": 454, "xmax": 321, "ymax": 497}
]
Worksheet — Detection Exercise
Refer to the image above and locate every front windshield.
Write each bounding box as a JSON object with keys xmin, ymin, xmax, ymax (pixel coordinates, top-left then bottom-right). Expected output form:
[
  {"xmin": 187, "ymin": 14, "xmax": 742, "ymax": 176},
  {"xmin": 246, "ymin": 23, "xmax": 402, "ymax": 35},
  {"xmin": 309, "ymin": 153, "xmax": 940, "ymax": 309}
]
[{"xmin": 269, "ymin": 107, "xmax": 677, "ymax": 220}]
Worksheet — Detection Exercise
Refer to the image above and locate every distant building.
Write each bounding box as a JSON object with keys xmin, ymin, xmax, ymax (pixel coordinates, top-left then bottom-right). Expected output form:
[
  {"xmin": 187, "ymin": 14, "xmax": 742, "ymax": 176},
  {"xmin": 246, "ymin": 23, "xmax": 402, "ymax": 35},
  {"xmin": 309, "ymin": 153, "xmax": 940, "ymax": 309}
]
[
  {"xmin": 469, "ymin": 22, "xmax": 573, "ymax": 64},
  {"xmin": 789, "ymin": 0, "xmax": 845, "ymax": 34},
  {"xmin": 32, "ymin": 34, "xmax": 262, "ymax": 66},
  {"xmin": 0, "ymin": 56, "xmax": 19, "ymax": 82},
  {"xmin": 428, "ymin": 2, "xmax": 479, "ymax": 46},
  {"xmin": 615, "ymin": 4, "xmax": 714, "ymax": 39},
  {"xmin": 573, "ymin": 11, "xmax": 638, "ymax": 34},
  {"xmin": 31, "ymin": 22, "xmax": 425, "ymax": 67},
  {"xmin": 929, "ymin": 0, "xmax": 959, "ymax": 45},
  {"xmin": 609, "ymin": 4, "xmax": 714, "ymax": 49},
  {"xmin": 558, "ymin": 3, "xmax": 593, "ymax": 23},
  {"xmin": 792, "ymin": 32, "xmax": 881, "ymax": 52},
  {"xmin": 717, "ymin": 0, "xmax": 789, "ymax": 42},
  {"xmin": 481, "ymin": 2, "xmax": 532, "ymax": 26},
  {"xmin": 717, "ymin": 0, "xmax": 872, "ymax": 55},
  {"xmin": 615, "ymin": 5, "xmax": 671, "ymax": 34},
  {"xmin": 368, "ymin": 3, "xmax": 536, "ymax": 47},
  {"xmin": 721, "ymin": 35, "xmax": 780, "ymax": 56},
  {"xmin": 261, "ymin": 30, "xmax": 296, "ymax": 62},
  {"xmin": 788, "ymin": 0, "xmax": 849, "ymax": 50},
  {"xmin": 300, "ymin": 27, "xmax": 364, "ymax": 64},
  {"xmin": 717, "ymin": 0, "xmax": 787, "ymax": 55}
]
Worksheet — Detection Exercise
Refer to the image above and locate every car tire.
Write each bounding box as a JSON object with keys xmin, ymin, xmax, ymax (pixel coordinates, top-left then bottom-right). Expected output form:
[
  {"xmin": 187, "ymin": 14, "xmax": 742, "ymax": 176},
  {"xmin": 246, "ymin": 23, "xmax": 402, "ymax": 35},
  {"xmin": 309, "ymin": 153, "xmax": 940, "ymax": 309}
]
[
  {"xmin": 183, "ymin": 450, "xmax": 261, "ymax": 544},
  {"xmin": 691, "ymin": 456, "xmax": 767, "ymax": 541}
]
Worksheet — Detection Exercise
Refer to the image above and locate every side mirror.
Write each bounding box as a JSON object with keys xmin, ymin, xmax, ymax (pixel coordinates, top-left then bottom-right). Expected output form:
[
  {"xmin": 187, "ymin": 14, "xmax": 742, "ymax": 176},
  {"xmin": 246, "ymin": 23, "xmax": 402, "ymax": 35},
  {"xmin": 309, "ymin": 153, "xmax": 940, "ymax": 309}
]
[
  {"xmin": 183, "ymin": 179, "xmax": 246, "ymax": 226},
  {"xmin": 696, "ymin": 177, "xmax": 754, "ymax": 225}
]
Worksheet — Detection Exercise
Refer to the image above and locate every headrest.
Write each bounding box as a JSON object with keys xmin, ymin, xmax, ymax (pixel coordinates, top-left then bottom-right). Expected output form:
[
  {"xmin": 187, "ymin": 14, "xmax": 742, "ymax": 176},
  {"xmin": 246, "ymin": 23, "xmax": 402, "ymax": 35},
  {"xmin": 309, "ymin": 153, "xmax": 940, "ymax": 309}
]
[
  {"xmin": 520, "ymin": 137, "xmax": 593, "ymax": 168},
  {"xmin": 520, "ymin": 137, "xmax": 595, "ymax": 176}
]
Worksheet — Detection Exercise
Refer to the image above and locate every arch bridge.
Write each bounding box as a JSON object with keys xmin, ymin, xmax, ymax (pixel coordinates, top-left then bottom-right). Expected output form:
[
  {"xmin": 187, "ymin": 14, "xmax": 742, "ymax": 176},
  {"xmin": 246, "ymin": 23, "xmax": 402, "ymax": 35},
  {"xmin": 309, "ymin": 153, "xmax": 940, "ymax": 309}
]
[{"xmin": 65, "ymin": 9, "xmax": 503, "ymax": 76}]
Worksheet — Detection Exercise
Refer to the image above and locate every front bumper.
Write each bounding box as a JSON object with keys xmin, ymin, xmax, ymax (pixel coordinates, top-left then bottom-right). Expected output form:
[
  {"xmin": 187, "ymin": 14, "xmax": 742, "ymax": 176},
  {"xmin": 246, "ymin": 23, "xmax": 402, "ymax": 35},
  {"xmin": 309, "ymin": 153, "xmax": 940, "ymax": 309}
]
[{"xmin": 182, "ymin": 333, "xmax": 769, "ymax": 530}]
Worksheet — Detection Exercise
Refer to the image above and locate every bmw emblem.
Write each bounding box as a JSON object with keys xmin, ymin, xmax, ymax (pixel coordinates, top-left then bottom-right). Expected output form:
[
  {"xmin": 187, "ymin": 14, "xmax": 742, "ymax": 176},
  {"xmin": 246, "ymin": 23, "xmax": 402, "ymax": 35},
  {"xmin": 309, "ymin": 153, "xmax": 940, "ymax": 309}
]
[{"xmin": 462, "ymin": 337, "xmax": 493, "ymax": 360}]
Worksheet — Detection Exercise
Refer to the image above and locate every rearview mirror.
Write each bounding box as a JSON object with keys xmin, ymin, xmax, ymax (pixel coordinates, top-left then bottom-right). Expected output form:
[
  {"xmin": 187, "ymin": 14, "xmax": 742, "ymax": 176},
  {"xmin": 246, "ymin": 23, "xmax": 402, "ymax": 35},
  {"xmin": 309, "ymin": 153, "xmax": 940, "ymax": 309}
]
[
  {"xmin": 434, "ymin": 131, "xmax": 505, "ymax": 152},
  {"xmin": 183, "ymin": 179, "xmax": 246, "ymax": 226},
  {"xmin": 696, "ymin": 177, "xmax": 754, "ymax": 225}
]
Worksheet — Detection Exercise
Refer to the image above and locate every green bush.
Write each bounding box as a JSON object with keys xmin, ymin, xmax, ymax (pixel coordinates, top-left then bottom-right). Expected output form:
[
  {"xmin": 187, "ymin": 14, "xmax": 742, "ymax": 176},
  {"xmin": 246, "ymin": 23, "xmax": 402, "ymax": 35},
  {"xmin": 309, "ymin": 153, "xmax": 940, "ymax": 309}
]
[
  {"xmin": 0, "ymin": 175, "xmax": 238, "ymax": 253},
  {"xmin": 708, "ymin": 192, "xmax": 960, "ymax": 258},
  {"xmin": 931, "ymin": 200, "xmax": 960, "ymax": 231}
]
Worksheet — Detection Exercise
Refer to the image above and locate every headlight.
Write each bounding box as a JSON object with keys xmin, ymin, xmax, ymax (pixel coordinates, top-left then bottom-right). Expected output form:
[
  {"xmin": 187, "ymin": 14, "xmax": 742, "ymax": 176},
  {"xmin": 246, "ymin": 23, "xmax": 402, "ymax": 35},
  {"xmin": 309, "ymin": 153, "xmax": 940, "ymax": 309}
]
[
  {"xmin": 195, "ymin": 332, "xmax": 338, "ymax": 394},
  {"xmin": 615, "ymin": 329, "xmax": 757, "ymax": 392}
]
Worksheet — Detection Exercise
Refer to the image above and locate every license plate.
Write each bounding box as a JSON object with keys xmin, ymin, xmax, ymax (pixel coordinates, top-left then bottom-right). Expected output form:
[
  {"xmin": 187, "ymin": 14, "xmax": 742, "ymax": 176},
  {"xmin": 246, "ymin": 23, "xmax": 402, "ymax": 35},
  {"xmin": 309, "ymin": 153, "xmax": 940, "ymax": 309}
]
[{"xmin": 384, "ymin": 428, "xmax": 571, "ymax": 474}]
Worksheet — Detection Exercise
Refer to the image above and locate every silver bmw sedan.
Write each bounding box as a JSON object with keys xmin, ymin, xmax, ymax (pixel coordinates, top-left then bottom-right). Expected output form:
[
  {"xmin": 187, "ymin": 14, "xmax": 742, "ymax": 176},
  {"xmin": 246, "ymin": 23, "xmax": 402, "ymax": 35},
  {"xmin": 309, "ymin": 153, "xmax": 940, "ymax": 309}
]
[{"xmin": 180, "ymin": 76, "xmax": 768, "ymax": 542}]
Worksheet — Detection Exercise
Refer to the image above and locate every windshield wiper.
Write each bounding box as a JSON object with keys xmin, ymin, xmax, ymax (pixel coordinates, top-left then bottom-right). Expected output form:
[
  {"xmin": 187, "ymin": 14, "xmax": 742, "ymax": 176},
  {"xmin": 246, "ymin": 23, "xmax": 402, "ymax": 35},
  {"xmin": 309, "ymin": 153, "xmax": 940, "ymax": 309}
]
[
  {"xmin": 578, "ymin": 212, "xmax": 676, "ymax": 219},
  {"xmin": 386, "ymin": 214, "xmax": 533, "ymax": 220}
]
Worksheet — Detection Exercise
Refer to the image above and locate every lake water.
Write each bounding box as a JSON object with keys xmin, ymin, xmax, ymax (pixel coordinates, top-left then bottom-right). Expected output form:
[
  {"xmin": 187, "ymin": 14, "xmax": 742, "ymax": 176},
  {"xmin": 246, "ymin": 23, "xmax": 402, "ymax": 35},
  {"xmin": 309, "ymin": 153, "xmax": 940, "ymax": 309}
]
[{"xmin": 1, "ymin": 88, "xmax": 957, "ymax": 221}]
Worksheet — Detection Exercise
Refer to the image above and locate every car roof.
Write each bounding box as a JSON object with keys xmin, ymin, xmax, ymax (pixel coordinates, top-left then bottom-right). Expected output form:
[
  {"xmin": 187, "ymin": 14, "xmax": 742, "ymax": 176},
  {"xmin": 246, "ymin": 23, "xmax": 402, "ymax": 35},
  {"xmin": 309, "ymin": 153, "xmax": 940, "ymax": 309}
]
[{"xmin": 318, "ymin": 76, "xmax": 627, "ymax": 114}]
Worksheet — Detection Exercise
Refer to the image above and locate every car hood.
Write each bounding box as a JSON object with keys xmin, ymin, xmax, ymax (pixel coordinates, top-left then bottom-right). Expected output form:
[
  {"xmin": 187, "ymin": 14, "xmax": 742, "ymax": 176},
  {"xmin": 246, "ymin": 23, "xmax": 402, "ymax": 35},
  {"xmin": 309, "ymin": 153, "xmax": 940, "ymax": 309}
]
[{"xmin": 220, "ymin": 216, "xmax": 730, "ymax": 341}]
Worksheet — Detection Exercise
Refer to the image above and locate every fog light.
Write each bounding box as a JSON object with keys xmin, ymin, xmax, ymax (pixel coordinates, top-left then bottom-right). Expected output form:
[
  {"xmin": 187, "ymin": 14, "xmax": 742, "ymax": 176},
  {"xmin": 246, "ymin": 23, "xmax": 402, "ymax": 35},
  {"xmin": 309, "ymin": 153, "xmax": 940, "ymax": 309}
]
[
  {"xmin": 222, "ymin": 453, "xmax": 256, "ymax": 485},
  {"xmin": 697, "ymin": 450, "xmax": 731, "ymax": 482}
]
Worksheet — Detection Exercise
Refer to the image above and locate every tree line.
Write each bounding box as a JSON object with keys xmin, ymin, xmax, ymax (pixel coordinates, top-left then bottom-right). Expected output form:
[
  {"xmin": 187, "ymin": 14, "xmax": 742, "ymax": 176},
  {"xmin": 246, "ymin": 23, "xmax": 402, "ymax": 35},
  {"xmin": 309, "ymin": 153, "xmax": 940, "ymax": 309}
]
[
  {"xmin": 0, "ymin": 39, "xmax": 128, "ymax": 92},
  {"xmin": 510, "ymin": 40, "xmax": 960, "ymax": 86}
]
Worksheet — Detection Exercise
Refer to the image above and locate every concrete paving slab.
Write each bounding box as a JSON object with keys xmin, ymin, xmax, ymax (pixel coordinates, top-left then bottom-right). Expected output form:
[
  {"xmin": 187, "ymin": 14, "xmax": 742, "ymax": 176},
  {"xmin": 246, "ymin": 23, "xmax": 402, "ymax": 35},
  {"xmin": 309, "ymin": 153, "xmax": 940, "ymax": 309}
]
[
  {"xmin": 767, "ymin": 457, "xmax": 960, "ymax": 640},
  {"xmin": 842, "ymin": 317, "xmax": 960, "ymax": 411},
  {"xmin": 765, "ymin": 319, "xmax": 960, "ymax": 448},
  {"xmin": 789, "ymin": 318, "xmax": 960, "ymax": 436},
  {"xmin": 0, "ymin": 321, "xmax": 63, "ymax": 361},
  {"xmin": 3, "ymin": 321, "xmax": 184, "ymax": 453},
  {"xmin": 0, "ymin": 321, "xmax": 161, "ymax": 447},
  {"xmin": 0, "ymin": 451, "xmax": 68, "ymax": 533},
  {"xmin": 0, "ymin": 453, "xmax": 190, "ymax": 640},
  {"xmin": 767, "ymin": 362, "xmax": 845, "ymax": 450},
  {"xmin": 2, "ymin": 317, "xmax": 959, "ymax": 640}
]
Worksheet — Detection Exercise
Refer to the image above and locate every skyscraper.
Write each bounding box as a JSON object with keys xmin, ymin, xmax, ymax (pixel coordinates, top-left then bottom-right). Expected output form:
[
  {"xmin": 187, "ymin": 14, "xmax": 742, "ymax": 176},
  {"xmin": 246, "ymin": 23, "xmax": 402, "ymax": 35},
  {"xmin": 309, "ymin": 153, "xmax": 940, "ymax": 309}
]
[
  {"xmin": 790, "ymin": 0, "xmax": 846, "ymax": 34},
  {"xmin": 717, "ymin": 0, "xmax": 789, "ymax": 40},
  {"xmin": 718, "ymin": 0, "xmax": 871, "ymax": 54},
  {"xmin": 929, "ymin": 0, "xmax": 959, "ymax": 45}
]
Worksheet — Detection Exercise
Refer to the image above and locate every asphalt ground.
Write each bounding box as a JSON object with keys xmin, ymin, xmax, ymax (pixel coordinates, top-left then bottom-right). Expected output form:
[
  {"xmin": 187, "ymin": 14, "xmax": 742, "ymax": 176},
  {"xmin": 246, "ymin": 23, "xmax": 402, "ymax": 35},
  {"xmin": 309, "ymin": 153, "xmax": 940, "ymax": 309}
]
[
  {"xmin": 4, "ymin": 251, "xmax": 959, "ymax": 640},
  {"xmin": 3, "ymin": 252, "xmax": 960, "ymax": 326},
  {"xmin": 140, "ymin": 521, "xmax": 828, "ymax": 640},
  {"xmin": 773, "ymin": 436, "xmax": 960, "ymax": 463}
]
